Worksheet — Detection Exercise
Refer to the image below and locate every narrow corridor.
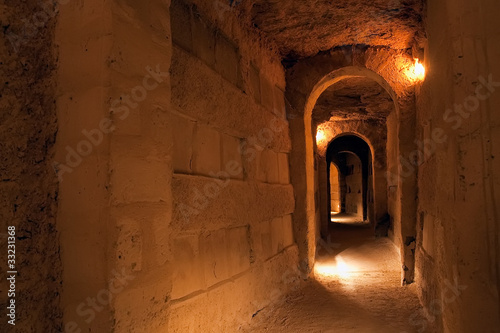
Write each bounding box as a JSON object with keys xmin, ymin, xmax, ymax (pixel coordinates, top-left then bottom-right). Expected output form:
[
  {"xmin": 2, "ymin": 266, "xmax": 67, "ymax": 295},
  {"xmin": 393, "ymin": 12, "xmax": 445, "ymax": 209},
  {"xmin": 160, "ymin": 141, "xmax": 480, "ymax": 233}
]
[
  {"xmin": 8, "ymin": 0, "xmax": 500, "ymax": 331},
  {"xmin": 243, "ymin": 223, "xmax": 427, "ymax": 332}
]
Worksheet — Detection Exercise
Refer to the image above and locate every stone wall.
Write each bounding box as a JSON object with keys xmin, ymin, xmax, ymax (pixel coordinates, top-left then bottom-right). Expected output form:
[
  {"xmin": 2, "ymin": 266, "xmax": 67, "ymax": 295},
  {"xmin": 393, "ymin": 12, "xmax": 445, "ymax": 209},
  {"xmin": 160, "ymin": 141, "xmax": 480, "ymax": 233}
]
[
  {"xmin": 329, "ymin": 164, "xmax": 341, "ymax": 212},
  {"xmin": 415, "ymin": 0, "xmax": 500, "ymax": 331},
  {"xmin": 0, "ymin": 1, "xmax": 62, "ymax": 332},
  {"xmin": 386, "ymin": 111, "xmax": 401, "ymax": 244},
  {"xmin": 344, "ymin": 154, "xmax": 363, "ymax": 217},
  {"xmin": 167, "ymin": 0, "xmax": 299, "ymax": 331},
  {"xmin": 52, "ymin": 0, "xmax": 298, "ymax": 331},
  {"xmin": 55, "ymin": 0, "xmax": 173, "ymax": 331}
]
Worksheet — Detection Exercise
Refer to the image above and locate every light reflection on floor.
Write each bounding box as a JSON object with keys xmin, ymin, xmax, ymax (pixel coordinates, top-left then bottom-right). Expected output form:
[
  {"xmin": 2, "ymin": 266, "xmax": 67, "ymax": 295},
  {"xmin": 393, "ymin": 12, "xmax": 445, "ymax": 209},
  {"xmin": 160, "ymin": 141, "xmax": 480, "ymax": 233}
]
[
  {"xmin": 330, "ymin": 212, "xmax": 368, "ymax": 225},
  {"xmin": 243, "ymin": 218, "xmax": 424, "ymax": 333},
  {"xmin": 314, "ymin": 219, "xmax": 400, "ymax": 287},
  {"xmin": 314, "ymin": 255, "xmax": 355, "ymax": 279}
]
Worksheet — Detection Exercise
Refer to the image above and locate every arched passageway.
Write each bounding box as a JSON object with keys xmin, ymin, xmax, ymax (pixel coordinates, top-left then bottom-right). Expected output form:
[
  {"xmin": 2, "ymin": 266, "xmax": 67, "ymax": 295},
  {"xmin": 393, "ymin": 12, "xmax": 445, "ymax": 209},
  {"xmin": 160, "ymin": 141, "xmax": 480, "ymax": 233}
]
[
  {"xmin": 240, "ymin": 55, "xmax": 425, "ymax": 331},
  {"xmin": 310, "ymin": 70, "xmax": 395, "ymax": 244},
  {"xmin": 326, "ymin": 135, "xmax": 373, "ymax": 224},
  {"xmin": 287, "ymin": 60, "xmax": 419, "ymax": 284},
  {"xmin": 11, "ymin": 0, "xmax": 500, "ymax": 331}
]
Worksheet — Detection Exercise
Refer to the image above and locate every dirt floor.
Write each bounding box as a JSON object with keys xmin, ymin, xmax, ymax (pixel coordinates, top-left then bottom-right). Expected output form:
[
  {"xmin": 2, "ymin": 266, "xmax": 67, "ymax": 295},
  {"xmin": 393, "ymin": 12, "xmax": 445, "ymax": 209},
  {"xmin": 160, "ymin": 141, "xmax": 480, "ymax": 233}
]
[{"xmin": 242, "ymin": 220, "xmax": 433, "ymax": 333}]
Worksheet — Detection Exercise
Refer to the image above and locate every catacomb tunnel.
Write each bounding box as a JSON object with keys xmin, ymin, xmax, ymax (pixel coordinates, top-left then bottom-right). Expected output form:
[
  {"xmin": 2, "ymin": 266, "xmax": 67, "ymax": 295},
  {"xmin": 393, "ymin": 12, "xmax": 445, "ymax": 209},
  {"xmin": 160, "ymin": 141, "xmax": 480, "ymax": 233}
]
[
  {"xmin": 327, "ymin": 135, "xmax": 372, "ymax": 223},
  {"xmin": 1, "ymin": 0, "xmax": 500, "ymax": 332}
]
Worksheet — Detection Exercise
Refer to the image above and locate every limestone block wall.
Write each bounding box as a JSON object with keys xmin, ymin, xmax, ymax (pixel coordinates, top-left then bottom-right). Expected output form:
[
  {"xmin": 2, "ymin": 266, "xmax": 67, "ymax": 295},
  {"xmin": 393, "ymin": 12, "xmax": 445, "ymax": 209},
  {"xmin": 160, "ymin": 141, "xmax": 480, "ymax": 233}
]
[
  {"xmin": 55, "ymin": 2, "xmax": 113, "ymax": 327},
  {"xmin": 329, "ymin": 164, "xmax": 341, "ymax": 213},
  {"xmin": 167, "ymin": 0, "xmax": 299, "ymax": 331},
  {"xmin": 52, "ymin": 0, "xmax": 297, "ymax": 331},
  {"xmin": 344, "ymin": 154, "xmax": 363, "ymax": 217},
  {"xmin": 415, "ymin": 0, "xmax": 500, "ymax": 331},
  {"xmin": 55, "ymin": 0, "xmax": 173, "ymax": 332}
]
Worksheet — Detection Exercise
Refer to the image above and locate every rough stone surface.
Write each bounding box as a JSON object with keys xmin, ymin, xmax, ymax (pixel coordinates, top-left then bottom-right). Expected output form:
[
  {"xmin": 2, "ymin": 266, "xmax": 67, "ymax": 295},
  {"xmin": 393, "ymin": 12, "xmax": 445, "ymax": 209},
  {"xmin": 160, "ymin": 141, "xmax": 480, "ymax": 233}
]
[
  {"xmin": 55, "ymin": 1, "xmax": 174, "ymax": 332},
  {"xmin": 249, "ymin": 0, "xmax": 425, "ymax": 57},
  {"xmin": 314, "ymin": 77, "xmax": 395, "ymax": 122},
  {"xmin": 242, "ymin": 225, "xmax": 424, "ymax": 332},
  {"xmin": 171, "ymin": 175, "xmax": 294, "ymax": 231},
  {"xmin": 0, "ymin": 1, "xmax": 62, "ymax": 332},
  {"xmin": 167, "ymin": 1, "xmax": 299, "ymax": 331},
  {"xmin": 7, "ymin": 0, "xmax": 500, "ymax": 331},
  {"xmin": 415, "ymin": 0, "xmax": 500, "ymax": 330}
]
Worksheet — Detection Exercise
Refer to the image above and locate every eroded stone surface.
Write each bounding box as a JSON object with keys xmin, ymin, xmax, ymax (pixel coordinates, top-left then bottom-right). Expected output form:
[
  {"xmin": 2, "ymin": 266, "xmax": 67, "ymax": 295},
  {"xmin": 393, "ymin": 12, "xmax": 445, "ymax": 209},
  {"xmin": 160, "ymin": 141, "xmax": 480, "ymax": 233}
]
[
  {"xmin": 249, "ymin": 0, "xmax": 425, "ymax": 57},
  {"xmin": 314, "ymin": 76, "xmax": 395, "ymax": 123},
  {"xmin": 0, "ymin": 1, "xmax": 62, "ymax": 331}
]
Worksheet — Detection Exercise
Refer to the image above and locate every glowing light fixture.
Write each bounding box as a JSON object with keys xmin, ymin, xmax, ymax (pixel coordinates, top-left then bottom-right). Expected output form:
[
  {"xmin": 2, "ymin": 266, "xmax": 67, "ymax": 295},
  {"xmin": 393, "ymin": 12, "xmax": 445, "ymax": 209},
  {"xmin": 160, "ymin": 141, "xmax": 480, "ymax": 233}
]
[
  {"xmin": 405, "ymin": 58, "xmax": 426, "ymax": 82},
  {"xmin": 316, "ymin": 128, "xmax": 326, "ymax": 144},
  {"xmin": 414, "ymin": 58, "xmax": 425, "ymax": 81}
]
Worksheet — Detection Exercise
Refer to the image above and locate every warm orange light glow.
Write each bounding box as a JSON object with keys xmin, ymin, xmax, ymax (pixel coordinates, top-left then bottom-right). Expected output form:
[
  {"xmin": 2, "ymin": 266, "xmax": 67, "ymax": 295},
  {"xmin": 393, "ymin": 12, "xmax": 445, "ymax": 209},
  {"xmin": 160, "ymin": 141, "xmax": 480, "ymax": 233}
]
[
  {"xmin": 316, "ymin": 128, "xmax": 326, "ymax": 144},
  {"xmin": 414, "ymin": 58, "xmax": 425, "ymax": 80},
  {"xmin": 405, "ymin": 58, "xmax": 426, "ymax": 82},
  {"xmin": 314, "ymin": 256, "xmax": 356, "ymax": 279}
]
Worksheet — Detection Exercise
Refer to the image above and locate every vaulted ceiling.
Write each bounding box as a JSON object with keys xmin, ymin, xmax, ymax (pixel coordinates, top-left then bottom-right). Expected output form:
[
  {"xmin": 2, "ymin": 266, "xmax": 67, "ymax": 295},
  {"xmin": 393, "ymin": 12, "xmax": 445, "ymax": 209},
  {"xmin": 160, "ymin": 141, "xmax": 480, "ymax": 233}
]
[
  {"xmin": 313, "ymin": 76, "xmax": 395, "ymax": 123},
  {"xmin": 248, "ymin": 0, "xmax": 425, "ymax": 57},
  {"xmin": 191, "ymin": 0, "xmax": 423, "ymax": 122}
]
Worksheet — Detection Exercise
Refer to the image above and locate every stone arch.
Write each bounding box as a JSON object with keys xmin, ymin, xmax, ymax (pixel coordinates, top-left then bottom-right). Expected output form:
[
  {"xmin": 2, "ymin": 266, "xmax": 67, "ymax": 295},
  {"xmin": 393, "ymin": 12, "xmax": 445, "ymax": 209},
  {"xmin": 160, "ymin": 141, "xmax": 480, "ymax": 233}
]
[
  {"xmin": 324, "ymin": 134, "xmax": 373, "ymax": 227},
  {"xmin": 287, "ymin": 60, "xmax": 417, "ymax": 283},
  {"xmin": 305, "ymin": 66, "xmax": 398, "ymax": 255},
  {"xmin": 324, "ymin": 131, "xmax": 376, "ymax": 160},
  {"xmin": 319, "ymin": 129, "xmax": 388, "ymax": 229}
]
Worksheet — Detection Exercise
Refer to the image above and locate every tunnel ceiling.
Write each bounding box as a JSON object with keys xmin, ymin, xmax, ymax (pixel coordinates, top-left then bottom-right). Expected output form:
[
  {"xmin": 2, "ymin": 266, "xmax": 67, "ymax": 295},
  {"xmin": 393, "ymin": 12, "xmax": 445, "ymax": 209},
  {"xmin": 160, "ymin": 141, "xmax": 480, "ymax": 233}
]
[
  {"xmin": 249, "ymin": 0, "xmax": 425, "ymax": 57},
  {"xmin": 312, "ymin": 77, "xmax": 395, "ymax": 123}
]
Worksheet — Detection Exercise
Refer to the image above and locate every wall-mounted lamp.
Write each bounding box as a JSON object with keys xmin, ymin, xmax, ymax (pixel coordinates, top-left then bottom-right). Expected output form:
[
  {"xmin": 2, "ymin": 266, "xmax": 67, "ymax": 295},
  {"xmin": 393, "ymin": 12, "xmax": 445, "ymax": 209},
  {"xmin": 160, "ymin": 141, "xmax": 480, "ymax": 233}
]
[
  {"xmin": 405, "ymin": 58, "xmax": 426, "ymax": 82},
  {"xmin": 316, "ymin": 128, "xmax": 326, "ymax": 144},
  {"xmin": 413, "ymin": 58, "xmax": 426, "ymax": 81}
]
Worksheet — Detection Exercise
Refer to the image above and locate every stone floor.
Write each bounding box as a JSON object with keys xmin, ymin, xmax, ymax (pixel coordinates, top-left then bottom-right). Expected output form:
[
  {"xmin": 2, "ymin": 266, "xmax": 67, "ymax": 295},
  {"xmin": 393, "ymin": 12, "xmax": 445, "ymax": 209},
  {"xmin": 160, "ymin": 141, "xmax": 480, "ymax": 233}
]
[
  {"xmin": 330, "ymin": 212, "xmax": 367, "ymax": 224},
  {"xmin": 242, "ymin": 222, "xmax": 433, "ymax": 333}
]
